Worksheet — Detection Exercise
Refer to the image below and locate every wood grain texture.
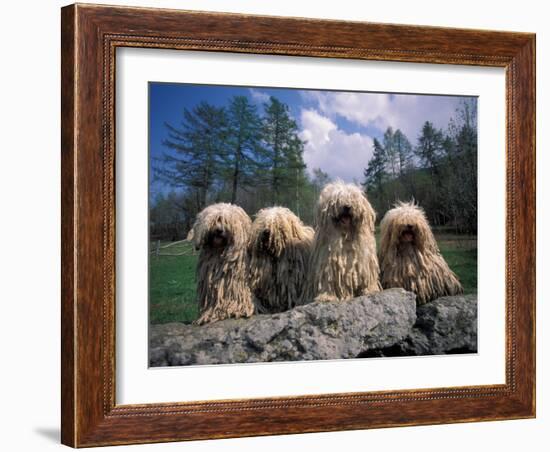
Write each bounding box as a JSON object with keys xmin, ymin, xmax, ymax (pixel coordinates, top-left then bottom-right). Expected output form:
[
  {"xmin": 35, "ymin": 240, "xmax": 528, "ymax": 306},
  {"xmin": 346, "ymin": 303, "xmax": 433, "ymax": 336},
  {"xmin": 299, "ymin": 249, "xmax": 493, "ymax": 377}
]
[
  {"xmin": 60, "ymin": 5, "xmax": 76, "ymax": 447},
  {"xmin": 60, "ymin": 3, "xmax": 536, "ymax": 447}
]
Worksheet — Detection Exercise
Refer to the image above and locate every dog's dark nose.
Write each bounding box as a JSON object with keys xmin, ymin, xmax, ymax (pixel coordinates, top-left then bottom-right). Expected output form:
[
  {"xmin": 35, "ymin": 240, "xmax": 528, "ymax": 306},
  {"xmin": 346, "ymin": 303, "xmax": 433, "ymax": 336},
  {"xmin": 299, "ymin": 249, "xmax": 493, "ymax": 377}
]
[
  {"xmin": 214, "ymin": 227, "xmax": 224, "ymax": 235},
  {"xmin": 342, "ymin": 205, "xmax": 351, "ymax": 214},
  {"xmin": 262, "ymin": 230, "xmax": 270, "ymax": 240}
]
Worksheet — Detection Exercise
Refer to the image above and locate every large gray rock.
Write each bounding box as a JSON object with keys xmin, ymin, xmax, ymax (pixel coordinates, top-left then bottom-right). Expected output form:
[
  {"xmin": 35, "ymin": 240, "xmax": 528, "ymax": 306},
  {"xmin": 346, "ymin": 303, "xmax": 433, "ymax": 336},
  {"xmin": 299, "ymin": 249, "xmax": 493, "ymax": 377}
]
[
  {"xmin": 149, "ymin": 288, "xmax": 417, "ymax": 366},
  {"xmin": 363, "ymin": 294, "xmax": 478, "ymax": 357}
]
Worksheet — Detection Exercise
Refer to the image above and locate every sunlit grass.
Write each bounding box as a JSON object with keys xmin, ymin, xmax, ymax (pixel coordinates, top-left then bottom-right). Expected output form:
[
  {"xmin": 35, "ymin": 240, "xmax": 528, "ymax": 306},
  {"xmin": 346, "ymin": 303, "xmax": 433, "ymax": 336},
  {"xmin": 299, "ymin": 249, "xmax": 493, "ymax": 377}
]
[
  {"xmin": 149, "ymin": 241, "xmax": 198, "ymax": 324},
  {"xmin": 149, "ymin": 233, "xmax": 477, "ymax": 325}
]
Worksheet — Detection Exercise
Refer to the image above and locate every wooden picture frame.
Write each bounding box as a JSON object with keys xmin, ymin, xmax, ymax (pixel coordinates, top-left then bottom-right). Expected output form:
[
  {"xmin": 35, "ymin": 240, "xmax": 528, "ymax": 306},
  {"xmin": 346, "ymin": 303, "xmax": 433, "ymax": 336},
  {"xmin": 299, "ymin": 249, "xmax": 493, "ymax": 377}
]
[{"xmin": 61, "ymin": 3, "xmax": 535, "ymax": 447}]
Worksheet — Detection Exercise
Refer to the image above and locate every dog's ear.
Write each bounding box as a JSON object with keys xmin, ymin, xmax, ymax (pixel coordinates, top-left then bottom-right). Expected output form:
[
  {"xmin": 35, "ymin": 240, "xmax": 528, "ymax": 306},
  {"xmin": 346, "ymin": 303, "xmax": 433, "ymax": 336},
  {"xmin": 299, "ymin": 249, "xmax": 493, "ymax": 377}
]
[{"xmin": 186, "ymin": 228, "xmax": 200, "ymax": 250}]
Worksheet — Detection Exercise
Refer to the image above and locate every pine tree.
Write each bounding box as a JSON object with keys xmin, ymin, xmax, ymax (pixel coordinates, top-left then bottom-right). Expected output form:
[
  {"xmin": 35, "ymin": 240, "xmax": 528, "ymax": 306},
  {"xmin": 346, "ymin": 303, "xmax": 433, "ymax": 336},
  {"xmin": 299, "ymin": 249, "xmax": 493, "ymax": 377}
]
[
  {"xmin": 454, "ymin": 99, "xmax": 478, "ymax": 193},
  {"xmin": 383, "ymin": 127, "xmax": 399, "ymax": 178},
  {"xmin": 393, "ymin": 129, "xmax": 414, "ymax": 175},
  {"xmin": 158, "ymin": 101, "xmax": 228, "ymax": 211},
  {"xmin": 284, "ymin": 135, "xmax": 308, "ymax": 215},
  {"xmin": 223, "ymin": 96, "xmax": 264, "ymax": 203},
  {"xmin": 260, "ymin": 97, "xmax": 307, "ymax": 207},
  {"xmin": 311, "ymin": 168, "xmax": 331, "ymax": 193},
  {"xmin": 362, "ymin": 138, "xmax": 387, "ymax": 196},
  {"xmin": 415, "ymin": 122, "xmax": 448, "ymax": 225},
  {"xmin": 444, "ymin": 98, "xmax": 478, "ymax": 232},
  {"xmin": 415, "ymin": 121, "xmax": 445, "ymax": 172}
]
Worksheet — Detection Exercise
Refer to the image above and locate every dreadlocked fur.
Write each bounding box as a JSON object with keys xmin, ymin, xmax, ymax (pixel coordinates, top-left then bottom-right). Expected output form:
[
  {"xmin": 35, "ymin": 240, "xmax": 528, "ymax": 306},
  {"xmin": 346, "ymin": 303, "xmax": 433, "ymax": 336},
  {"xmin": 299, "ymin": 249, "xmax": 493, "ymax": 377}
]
[
  {"xmin": 308, "ymin": 181, "xmax": 381, "ymax": 303},
  {"xmin": 379, "ymin": 201, "xmax": 463, "ymax": 305},
  {"xmin": 248, "ymin": 207, "xmax": 314, "ymax": 313},
  {"xmin": 189, "ymin": 203, "xmax": 254, "ymax": 325}
]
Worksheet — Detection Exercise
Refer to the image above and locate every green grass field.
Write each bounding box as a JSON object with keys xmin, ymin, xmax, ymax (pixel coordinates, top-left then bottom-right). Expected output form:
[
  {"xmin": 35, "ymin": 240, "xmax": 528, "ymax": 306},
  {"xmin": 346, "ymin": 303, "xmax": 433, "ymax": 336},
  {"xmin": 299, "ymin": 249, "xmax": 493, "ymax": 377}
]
[
  {"xmin": 149, "ymin": 233, "xmax": 477, "ymax": 325},
  {"xmin": 149, "ymin": 241, "xmax": 199, "ymax": 324}
]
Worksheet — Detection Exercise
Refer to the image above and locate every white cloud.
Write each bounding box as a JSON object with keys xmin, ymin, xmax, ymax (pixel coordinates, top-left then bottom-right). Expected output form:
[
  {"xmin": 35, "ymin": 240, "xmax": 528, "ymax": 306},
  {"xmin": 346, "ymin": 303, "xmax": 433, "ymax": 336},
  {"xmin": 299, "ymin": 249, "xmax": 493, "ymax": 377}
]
[
  {"xmin": 248, "ymin": 88, "xmax": 270, "ymax": 104},
  {"xmin": 299, "ymin": 109, "xmax": 373, "ymax": 183},
  {"xmin": 305, "ymin": 91, "xmax": 461, "ymax": 141}
]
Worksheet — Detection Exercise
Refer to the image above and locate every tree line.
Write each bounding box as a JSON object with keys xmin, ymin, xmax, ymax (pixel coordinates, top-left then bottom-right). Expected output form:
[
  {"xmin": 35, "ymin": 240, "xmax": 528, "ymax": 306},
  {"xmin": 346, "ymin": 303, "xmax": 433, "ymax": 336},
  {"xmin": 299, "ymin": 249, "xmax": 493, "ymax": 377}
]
[
  {"xmin": 362, "ymin": 98, "xmax": 477, "ymax": 233},
  {"xmin": 151, "ymin": 95, "xmax": 329, "ymax": 239},
  {"xmin": 151, "ymin": 95, "xmax": 478, "ymax": 241}
]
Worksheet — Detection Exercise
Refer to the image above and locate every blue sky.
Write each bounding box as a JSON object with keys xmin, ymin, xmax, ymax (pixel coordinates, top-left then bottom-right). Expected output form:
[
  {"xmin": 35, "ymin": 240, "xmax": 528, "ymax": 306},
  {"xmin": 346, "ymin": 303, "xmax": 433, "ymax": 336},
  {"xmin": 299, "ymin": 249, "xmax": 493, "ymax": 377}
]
[{"xmin": 149, "ymin": 82, "xmax": 474, "ymax": 184}]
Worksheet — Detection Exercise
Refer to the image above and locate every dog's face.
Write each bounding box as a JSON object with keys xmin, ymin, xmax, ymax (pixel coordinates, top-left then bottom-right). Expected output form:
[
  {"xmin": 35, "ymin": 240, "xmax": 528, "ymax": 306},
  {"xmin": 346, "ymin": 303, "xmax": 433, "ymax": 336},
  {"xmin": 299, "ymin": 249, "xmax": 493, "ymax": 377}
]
[
  {"xmin": 332, "ymin": 203, "xmax": 355, "ymax": 231},
  {"xmin": 206, "ymin": 222, "xmax": 230, "ymax": 250},
  {"xmin": 317, "ymin": 182, "xmax": 376, "ymax": 235},
  {"xmin": 250, "ymin": 207, "xmax": 309, "ymax": 258},
  {"xmin": 253, "ymin": 225, "xmax": 279, "ymax": 257},
  {"xmin": 191, "ymin": 203, "xmax": 250, "ymax": 252},
  {"xmin": 399, "ymin": 223, "xmax": 417, "ymax": 245},
  {"xmin": 380, "ymin": 202, "xmax": 434, "ymax": 254},
  {"xmin": 259, "ymin": 228, "xmax": 272, "ymax": 252}
]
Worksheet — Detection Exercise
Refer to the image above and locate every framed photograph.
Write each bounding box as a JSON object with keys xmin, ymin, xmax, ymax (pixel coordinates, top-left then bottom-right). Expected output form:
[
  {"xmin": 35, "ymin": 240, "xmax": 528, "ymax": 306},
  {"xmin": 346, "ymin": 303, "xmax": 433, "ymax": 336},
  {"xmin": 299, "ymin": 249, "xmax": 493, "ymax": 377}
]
[{"xmin": 61, "ymin": 3, "xmax": 535, "ymax": 447}]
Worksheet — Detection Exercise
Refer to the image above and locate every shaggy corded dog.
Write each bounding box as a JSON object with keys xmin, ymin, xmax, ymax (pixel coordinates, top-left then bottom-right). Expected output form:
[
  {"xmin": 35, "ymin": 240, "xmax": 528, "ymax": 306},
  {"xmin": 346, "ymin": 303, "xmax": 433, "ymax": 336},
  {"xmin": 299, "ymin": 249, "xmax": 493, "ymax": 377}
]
[
  {"xmin": 308, "ymin": 181, "xmax": 381, "ymax": 303},
  {"xmin": 188, "ymin": 203, "xmax": 254, "ymax": 325},
  {"xmin": 379, "ymin": 201, "xmax": 463, "ymax": 305},
  {"xmin": 248, "ymin": 207, "xmax": 314, "ymax": 313}
]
